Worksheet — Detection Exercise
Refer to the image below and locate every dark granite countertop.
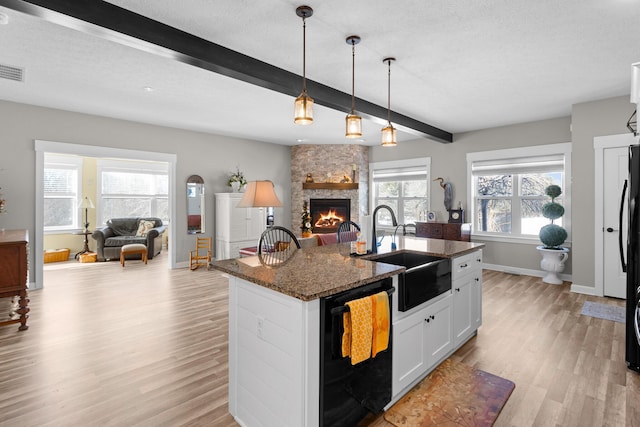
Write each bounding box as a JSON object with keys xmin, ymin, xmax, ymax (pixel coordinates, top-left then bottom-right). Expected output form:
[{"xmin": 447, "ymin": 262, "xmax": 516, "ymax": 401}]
[{"xmin": 211, "ymin": 236, "xmax": 484, "ymax": 301}]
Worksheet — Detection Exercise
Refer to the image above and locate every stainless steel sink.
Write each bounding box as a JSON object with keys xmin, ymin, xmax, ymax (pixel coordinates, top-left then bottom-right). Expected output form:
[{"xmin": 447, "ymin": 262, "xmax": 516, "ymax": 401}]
[{"xmin": 373, "ymin": 251, "xmax": 451, "ymax": 311}]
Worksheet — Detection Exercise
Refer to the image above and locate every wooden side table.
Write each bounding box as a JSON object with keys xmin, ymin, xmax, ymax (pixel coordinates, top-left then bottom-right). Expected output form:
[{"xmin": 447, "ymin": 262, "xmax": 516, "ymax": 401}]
[{"xmin": 0, "ymin": 229, "xmax": 29, "ymax": 331}]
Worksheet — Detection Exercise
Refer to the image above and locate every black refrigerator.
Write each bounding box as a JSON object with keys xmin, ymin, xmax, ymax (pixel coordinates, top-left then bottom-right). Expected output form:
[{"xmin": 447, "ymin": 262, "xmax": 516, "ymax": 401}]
[{"xmin": 621, "ymin": 144, "xmax": 640, "ymax": 372}]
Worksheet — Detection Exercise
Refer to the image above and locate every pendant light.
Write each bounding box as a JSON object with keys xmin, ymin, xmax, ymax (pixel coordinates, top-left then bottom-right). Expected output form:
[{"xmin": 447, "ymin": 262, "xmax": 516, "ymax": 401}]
[
  {"xmin": 345, "ymin": 35, "xmax": 362, "ymax": 138},
  {"xmin": 381, "ymin": 57, "xmax": 397, "ymax": 147},
  {"xmin": 294, "ymin": 5, "xmax": 314, "ymax": 125}
]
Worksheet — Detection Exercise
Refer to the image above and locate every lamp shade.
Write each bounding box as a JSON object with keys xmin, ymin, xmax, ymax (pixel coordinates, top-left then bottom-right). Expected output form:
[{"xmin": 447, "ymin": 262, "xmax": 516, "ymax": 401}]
[
  {"xmin": 236, "ymin": 181, "xmax": 283, "ymax": 208},
  {"xmin": 79, "ymin": 196, "xmax": 95, "ymax": 209}
]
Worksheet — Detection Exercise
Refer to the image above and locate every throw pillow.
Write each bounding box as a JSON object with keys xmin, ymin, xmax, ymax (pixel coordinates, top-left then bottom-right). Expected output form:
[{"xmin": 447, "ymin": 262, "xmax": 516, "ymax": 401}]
[{"xmin": 135, "ymin": 220, "xmax": 155, "ymax": 237}]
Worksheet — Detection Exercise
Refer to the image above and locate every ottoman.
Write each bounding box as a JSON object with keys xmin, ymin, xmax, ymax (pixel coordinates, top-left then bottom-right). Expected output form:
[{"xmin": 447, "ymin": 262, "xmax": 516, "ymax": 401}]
[{"xmin": 120, "ymin": 243, "xmax": 148, "ymax": 267}]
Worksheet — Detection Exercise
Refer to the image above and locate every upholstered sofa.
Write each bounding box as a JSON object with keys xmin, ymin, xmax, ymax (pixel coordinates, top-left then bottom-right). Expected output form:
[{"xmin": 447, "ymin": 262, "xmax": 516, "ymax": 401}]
[{"xmin": 92, "ymin": 217, "xmax": 165, "ymax": 262}]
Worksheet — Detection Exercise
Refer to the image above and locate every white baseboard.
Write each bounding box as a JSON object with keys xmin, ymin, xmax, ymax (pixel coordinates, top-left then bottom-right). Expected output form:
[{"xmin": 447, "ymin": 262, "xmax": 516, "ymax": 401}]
[
  {"xmin": 569, "ymin": 283, "xmax": 601, "ymax": 296},
  {"xmin": 481, "ymin": 263, "xmax": 572, "ymax": 283}
]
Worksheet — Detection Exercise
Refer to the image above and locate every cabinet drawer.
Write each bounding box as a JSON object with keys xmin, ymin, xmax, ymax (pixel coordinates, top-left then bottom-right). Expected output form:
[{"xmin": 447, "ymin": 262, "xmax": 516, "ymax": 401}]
[
  {"xmin": 452, "ymin": 250, "xmax": 482, "ymax": 280},
  {"xmin": 415, "ymin": 223, "xmax": 442, "ymax": 239}
]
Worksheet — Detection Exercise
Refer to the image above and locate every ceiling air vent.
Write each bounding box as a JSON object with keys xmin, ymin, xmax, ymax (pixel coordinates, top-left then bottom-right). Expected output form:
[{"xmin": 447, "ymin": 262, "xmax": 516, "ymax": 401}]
[{"xmin": 0, "ymin": 64, "xmax": 24, "ymax": 82}]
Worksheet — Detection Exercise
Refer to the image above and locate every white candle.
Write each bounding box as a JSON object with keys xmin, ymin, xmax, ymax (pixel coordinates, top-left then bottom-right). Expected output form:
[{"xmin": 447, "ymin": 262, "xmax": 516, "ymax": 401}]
[{"xmin": 352, "ymin": 164, "xmax": 356, "ymax": 171}]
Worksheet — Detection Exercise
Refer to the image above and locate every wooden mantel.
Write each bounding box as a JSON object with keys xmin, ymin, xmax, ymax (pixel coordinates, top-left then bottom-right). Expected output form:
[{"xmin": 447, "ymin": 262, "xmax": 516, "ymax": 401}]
[{"xmin": 302, "ymin": 183, "xmax": 358, "ymax": 190}]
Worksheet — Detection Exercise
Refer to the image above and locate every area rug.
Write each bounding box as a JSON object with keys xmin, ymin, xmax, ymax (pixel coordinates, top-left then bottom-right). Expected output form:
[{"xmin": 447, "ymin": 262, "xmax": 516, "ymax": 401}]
[
  {"xmin": 580, "ymin": 301, "xmax": 626, "ymax": 323},
  {"xmin": 384, "ymin": 358, "xmax": 515, "ymax": 427}
]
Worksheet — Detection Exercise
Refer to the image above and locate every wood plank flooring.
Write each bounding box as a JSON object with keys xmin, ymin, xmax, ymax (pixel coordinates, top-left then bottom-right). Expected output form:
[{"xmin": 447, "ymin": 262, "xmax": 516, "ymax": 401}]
[{"xmin": 0, "ymin": 255, "xmax": 638, "ymax": 426}]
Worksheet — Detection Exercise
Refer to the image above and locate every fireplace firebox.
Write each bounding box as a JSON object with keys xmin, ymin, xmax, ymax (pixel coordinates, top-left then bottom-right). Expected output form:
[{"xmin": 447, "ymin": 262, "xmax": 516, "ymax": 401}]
[{"xmin": 310, "ymin": 199, "xmax": 350, "ymax": 234}]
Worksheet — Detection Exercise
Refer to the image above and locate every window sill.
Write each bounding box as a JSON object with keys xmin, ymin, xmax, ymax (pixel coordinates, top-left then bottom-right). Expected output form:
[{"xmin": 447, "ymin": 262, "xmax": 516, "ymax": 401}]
[{"xmin": 471, "ymin": 233, "xmax": 572, "ymax": 248}]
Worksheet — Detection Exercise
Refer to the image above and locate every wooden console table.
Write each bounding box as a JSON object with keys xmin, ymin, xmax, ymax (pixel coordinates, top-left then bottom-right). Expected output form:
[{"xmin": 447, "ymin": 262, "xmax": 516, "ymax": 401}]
[
  {"xmin": 415, "ymin": 222, "xmax": 471, "ymax": 242},
  {"xmin": 0, "ymin": 229, "xmax": 30, "ymax": 330}
]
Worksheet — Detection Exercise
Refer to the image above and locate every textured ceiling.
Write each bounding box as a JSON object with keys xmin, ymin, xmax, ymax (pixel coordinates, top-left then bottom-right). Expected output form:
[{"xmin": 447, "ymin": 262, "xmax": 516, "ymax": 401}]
[{"xmin": 0, "ymin": 0, "xmax": 638, "ymax": 146}]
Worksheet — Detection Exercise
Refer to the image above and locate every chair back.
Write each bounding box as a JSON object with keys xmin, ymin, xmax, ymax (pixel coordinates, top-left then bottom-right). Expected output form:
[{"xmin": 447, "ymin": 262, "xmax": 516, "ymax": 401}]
[
  {"xmin": 337, "ymin": 220, "xmax": 361, "ymax": 243},
  {"xmin": 258, "ymin": 226, "xmax": 301, "ymax": 254},
  {"xmin": 196, "ymin": 236, "xmax": 212, "ymax": 252}
]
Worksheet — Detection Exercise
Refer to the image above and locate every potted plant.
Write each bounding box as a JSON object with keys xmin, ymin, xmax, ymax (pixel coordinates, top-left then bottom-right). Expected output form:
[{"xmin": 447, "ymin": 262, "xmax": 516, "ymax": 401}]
[
  {"xmin": 536, "ymin": 184, "xmax": 569, "ymax": 284},
  {"xmin": 227, "ymin": 167, "xmax": 247, "ymax": 192},
  {"xmin": 300, "ymin": 201, "xmax": 312, "ymax": 237}
]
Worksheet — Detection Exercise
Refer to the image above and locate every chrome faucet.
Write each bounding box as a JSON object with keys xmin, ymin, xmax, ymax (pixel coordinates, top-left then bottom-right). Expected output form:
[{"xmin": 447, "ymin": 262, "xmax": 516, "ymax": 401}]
[{"xmin": 371, "ymin": 204, "xmax": 398, "ymax": 253}]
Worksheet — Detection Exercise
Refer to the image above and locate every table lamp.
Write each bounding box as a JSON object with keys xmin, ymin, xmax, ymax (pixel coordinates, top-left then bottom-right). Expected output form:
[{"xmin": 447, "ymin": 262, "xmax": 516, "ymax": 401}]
[
  {"xmin": 79, "ymin": 196, "xmax": 95, "ymax": 232},
  {"xmin": 236, "ymin": 181, "xmax": 283, "ymax": 208}
]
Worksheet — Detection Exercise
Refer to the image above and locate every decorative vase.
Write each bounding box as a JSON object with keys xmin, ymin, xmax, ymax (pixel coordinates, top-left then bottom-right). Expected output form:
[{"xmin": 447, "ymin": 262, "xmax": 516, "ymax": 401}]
[
  {"xmin": 230, "ymin": 181, "xmax": 240, "ymax": 192},
  {"xmin": 536, "ymin": 246, "xmax": 569, "ymax": 285}
]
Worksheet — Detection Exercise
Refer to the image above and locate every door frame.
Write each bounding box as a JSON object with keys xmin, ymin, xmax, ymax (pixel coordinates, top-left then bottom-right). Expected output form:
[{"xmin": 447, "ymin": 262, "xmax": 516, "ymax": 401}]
[
  {"xmin": 35, "ymin": 140, "xmax": 177, "ymax": 290},
  {"xmin": 593, "ymin": 133, "xmax": 639, "ymax": 297}
]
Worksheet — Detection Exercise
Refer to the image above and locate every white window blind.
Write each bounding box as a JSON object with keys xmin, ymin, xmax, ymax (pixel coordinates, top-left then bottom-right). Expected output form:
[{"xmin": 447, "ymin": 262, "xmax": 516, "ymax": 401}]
[{"xmin": 471, "ymin": 154, "xmax": 564, "ymax": 176}]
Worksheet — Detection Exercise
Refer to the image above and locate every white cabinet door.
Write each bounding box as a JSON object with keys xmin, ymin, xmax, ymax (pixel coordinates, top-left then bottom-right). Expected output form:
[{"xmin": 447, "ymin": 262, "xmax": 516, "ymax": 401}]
[
  {"xmin": 452, "ymin": 250, "xmax": 482, "ymax": 346},
  {"xmin": 215, "ymin": 193, "xmax": 266, "ymax": 259},
  {"xmin": 392, "ymin": 294, "xmax": 452, "ymax": 397},
  {"xmin": 453, "ymin": 274, "xmax": 473, "ymax": 346},
  {"xmin": 424, "ymin": 295, "xmax": 453, "ymax": 367},
  {"xmin": 392, "ymin": 307, "xmax": 429, "ymax": 396}
]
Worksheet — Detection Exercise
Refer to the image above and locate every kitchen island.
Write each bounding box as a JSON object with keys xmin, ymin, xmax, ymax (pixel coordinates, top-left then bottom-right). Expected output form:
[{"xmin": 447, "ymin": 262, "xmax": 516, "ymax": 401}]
[{"xmin": 212, "ymin": 236, "xmax": 484, "ymax": 427}]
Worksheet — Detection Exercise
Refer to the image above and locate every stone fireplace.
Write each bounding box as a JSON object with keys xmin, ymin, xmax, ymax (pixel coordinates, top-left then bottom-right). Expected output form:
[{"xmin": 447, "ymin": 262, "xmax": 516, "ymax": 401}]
[
  {"xmin": 290, "ymin": 145, "xmax": 369, "ymax": 236},
  {"xmin": 309, "ymin": 198, "xmax": 350, "ymax": 234}
]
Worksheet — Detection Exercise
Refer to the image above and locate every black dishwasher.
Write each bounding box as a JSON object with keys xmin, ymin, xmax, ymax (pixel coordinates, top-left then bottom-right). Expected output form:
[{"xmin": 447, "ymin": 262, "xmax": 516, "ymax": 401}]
[{"xmin": 319, "ymin": 278, "xmax": 394, "ymax": 427}]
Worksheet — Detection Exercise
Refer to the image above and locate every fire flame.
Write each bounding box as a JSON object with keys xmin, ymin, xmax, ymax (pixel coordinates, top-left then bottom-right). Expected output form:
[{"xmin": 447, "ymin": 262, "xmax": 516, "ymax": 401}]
[{"xmin": 314, "ymin": 209, "xmax": 344, "ymax": 228}]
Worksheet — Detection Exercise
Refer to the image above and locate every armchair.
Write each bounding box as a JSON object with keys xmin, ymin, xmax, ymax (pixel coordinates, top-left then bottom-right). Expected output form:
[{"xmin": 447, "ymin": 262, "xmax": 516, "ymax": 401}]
[{"xmin": 92, "ymin": 217, "xmax": 165, "ymax": 262}]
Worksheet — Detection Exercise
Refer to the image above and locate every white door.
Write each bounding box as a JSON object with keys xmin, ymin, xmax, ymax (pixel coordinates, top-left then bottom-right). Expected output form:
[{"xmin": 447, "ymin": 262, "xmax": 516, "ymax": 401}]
[{"xmin": 603, "ymin": 146, "xmax": 628, "ymax": 298}]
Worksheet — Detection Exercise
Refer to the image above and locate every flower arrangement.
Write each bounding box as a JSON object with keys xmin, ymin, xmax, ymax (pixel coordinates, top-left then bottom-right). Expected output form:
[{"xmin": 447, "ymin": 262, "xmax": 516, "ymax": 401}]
[
  {"xmin": 227, "ymin": 167, "xmax": 247, "ymax": 191},
  {"xmin": 300, "ymin": 201, "xmax": 312, "ymax": 237},
  {"xmin": 539, "ymin": 184, "xmax": 567, "ymax": 248}
]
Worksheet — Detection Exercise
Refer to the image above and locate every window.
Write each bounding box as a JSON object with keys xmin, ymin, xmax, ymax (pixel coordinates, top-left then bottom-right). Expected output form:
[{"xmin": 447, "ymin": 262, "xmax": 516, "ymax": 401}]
[
  {"xmin": 44, "ymin": 154, "xmax": 82, "ymax": 232},
  {"xmin": 467, "ymin": 143, "xmax": 571, "ymax": 242},
  {"xmin": 97, "ymin": 159, "xmax": 169, "ymax": 225},
  {"xmin": 370, "ymin": 158, "xmax": 430, "ymax": 228}
]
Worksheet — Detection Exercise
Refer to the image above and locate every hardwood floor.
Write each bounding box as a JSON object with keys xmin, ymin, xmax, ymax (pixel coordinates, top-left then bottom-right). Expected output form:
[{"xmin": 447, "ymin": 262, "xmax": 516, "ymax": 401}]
[{"xmin": 1, "ymin": 255, "xmax": 639, "ymax": 426}]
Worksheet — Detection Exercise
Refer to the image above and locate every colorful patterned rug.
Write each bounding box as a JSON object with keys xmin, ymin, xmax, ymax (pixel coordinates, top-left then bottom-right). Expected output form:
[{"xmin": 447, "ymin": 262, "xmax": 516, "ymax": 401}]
[
  {"xmin": 580, "ymin": 301, "xmax": 626, "ymax": 323},
  {"xmin": 384, "ymin": 358, "xmax": 515, "ymax": 427}
]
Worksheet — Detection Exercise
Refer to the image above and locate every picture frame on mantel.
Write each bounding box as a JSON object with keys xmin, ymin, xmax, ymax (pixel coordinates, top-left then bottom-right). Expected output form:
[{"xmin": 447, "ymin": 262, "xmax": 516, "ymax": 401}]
[{"xmin": 427, "ymin": 211, "xmax": 437, "ymax": 222}]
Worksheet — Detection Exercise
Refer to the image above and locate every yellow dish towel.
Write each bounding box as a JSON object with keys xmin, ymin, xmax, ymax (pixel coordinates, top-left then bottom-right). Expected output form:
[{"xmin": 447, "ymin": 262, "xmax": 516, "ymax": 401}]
[
  {"xmin": 341, "ymin": 296, "xmax": 373, "ymax": 365},
  {"xmin": 371, "ymin": 291, "xmax": 390, "ymax": 358}
]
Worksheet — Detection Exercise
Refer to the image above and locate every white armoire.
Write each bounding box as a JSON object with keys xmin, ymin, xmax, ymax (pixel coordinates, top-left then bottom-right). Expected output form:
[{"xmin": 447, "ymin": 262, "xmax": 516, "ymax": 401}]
[{"xmin": 215, "ymin": 192, "xmax": 266, "ymax": 259}]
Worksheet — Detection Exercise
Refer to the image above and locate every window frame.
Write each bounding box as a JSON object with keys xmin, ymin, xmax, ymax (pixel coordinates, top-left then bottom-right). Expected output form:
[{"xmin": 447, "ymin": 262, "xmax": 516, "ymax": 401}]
[
  {"xmin": 369, "ymin": 157, "xmax": 431, "ymax": 231},
  {"xmin": 43, "ymin": 154, "xmax": 83, "ymax": 234},
  {"xmin": 96, "ymin": 159, "xmax": 169, "ymax": 226},
  {"xmin": 467, "ymin": 143, "xmax": 571, "ymax": 245}
]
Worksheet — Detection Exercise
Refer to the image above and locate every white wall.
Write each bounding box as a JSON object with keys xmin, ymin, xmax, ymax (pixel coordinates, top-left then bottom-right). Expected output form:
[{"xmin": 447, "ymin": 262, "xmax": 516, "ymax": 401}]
[{"xmin": 0, "ymin": 100, "xmax": 291, "ymax": 283}]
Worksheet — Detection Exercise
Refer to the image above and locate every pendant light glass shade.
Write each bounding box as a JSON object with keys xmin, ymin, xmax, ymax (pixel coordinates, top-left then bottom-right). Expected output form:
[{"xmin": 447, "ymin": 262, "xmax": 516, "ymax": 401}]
[
  {"xmin": 381, "ymin": 124, "xmax": 397, "ymax": 147},
  {"xmin": 346, "ymin": 113, "xmax": 362, "ymax": 138},
  {"xmin": 345, "ymin": 35, "xmax": 362, "ymax": 138},
  {"xmin": 381, "ymin": 57, "xmax": 397, "ymax": 147},
  {"xmin": 294, "ymin": 92, "xmax": 314, "ymax": 125},
  {"xmin": 294, "ymin": 6, "xmax": 314, "ymax": 125}
]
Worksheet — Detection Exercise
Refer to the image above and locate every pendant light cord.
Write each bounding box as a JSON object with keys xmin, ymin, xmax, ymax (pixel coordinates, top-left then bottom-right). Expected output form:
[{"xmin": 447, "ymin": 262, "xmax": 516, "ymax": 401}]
[
  {"xmin": 302, "ymin": 16, "xmax": 307, "ymax": 93},
  {"xmin": 387, "ymin": 59, "xmax": 392, "ymax": 124},
  {"xmin": 351, "ymin": 41, "xmax": 355, "ymax": 114}
]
